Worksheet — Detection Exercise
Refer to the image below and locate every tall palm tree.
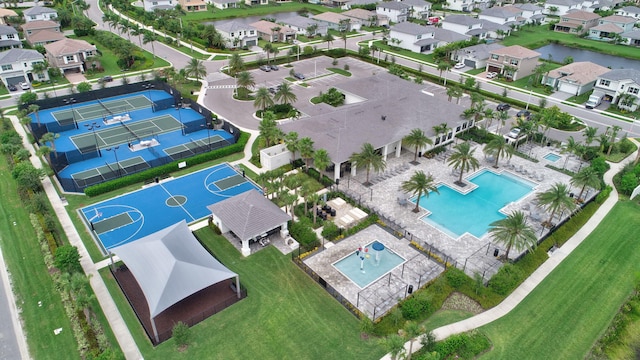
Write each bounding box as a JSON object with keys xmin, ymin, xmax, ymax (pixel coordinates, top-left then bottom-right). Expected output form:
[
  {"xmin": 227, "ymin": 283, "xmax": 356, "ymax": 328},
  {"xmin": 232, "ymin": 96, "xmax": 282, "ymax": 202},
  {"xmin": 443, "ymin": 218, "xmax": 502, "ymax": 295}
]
[
  {"xmin": 536, "ymin": 182, "xmax": 577, "ymax": 227},
  {"xmin": 258, "ymin": 114, "xmax": 280, "ymax": 147},
  {"xmin": 561, "ymin": 136, "xmax": 580, "ymax": 169},
  {"xmin": 284, "ymin": 131, "xmax": 299, "ymax": 164},
  {"xmin": 130, "ymin": 24, "xmax": 144, "ymax": 47},
  {"xmin": 401, "ymin": 170, "xmax": 439, "ymax": 213},
  {"xmin": 403, "ymin": 128, "xmax": 433, "ymax": 164},
  {"xmin": 298, "ymin": 137, "xmax": 314, "ymax": 172},
  {"xmin": 308, "ymin": 192, "xmax": 321, "ymax": 224},
  {"xmin": 143, "ymin": 30, "xmax": 157, "ymax": 58},
  {"xmin": 583, "ymin": 126, "xmax": 598, "ymax": 146},
  {"xmin": 437, "ymin": 61, "xmax": 451, "ymax": 86},
  {"xmin": 488, "ymin": 210, "xmax": 537, "ymax": 260},
  {"xmin": 349, "ymin": 142, "xmax": 386, "ymax": 186},
  {"xmin": 228, "ymin": 53, "xmax": 244, "ymax": 76},
  {"xmin": 379, "ymin": 334, "xmax": 406, "ymax": 360},
  {"xmin": 448, "ymin": 142, "xmax": 480, "ymax": 185},
  {"xmin": 28, "ymin": 104, "xmax": 40, "ymax": 125},
  {"xmin": 313, "ymin": 148, "xmax": 331, "ymax": 181},
  {"xmin": 570, "ymin": 167, "xmax": 601, "ymax": 201},
  {"xmin": 236, "ymin": 71, "xmax": 255, "ymax": 92},
  {"xmin": 41, "ymin": 132, "xmax": 60, "ymax": 154},
  {"xmin": 253, "ymin": 87, "xmax": 274, "ymax": 114},
  {"xmin": 274, "ymin": 82, "xmax": 297, "ymax": 105},
  {"xmin": 399, "ymin": 321, "xmax": 425, "ymax": 360},
  {"xmin": 323, "ymin": 32, "xmax": 334, "ymax": 50},
  {"xmin": 184, "ymin": 58, "xmax": 207, "ymax": 81},
  {"xmin": 263, "ymin": 42, "xmax": 273, "ymax": 63},
  {"xmin": 606, "ymin": 125, "xmax": 622, "ymax": 156},
  {"xmin": 483, "ymin": 137, "xmax": 514, "ymax": 168}
]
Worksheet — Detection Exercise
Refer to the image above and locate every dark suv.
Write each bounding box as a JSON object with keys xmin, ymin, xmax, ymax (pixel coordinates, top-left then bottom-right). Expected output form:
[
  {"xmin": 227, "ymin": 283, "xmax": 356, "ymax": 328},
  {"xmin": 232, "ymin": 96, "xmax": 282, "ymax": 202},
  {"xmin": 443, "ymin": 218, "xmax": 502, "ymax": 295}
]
[
  {"xmin": 98, "ymin": 76, "xmax": 113, "ymax": 83},
  {"xmin": 496, "ymin": 103, "xmax": 511, "ymax": 111},
  {"xmin": 516, "ymin": 110, "xmax": 531, "ymax": 119}
]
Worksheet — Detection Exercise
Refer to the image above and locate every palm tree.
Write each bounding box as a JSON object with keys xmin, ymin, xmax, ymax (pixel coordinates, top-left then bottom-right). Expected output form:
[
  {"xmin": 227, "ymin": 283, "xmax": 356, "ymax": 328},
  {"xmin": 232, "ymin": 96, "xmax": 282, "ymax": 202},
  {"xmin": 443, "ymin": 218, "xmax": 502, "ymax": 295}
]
[
  {"xmin": 274, "ymin": 82, "xmax": 297, "ymax": 105},
  {"xmin": 571, "ymin": 167, "xmax": 601, "ymax": 201},
  {"xmin": 28, "ymin": 104, "xmax": 40, "ymax": 125},
  {"xmin": 263, "ymin": 42, "xmax": 273, "ymax": 64},
  {"xmin": 236, "ymin": 71, "xmax": 255, "ymax": 92},
  {"xmin": 253, "ymin": 87, "xmax": 274, "ymax": 114},
  {"xmin": 606, "ymin": 125, "xmax": 622, "ymax": 156},
  {"xmin": 488, "ymin": 210, "xmax": 537, "ymax": 260},
  {"xmin": 446, "ymin": 86, "xmax": 463, "ymax": 104},
  {"xmin": 379, "ymin": 334, "xmax": 406, "ymax": 360},
  {"xmin": 284, "ymin": 131, "xmax": 299, "ymax": 164},
  {"xmin": 313, "ymin": 148, "xmax": 331, "ymax": 181},
  {"xmin": 399, "ymin": 321, "xmax": 425, "ymax": 360},
  {"xmin": 536, "ymin": 183, "xmax": 577, "ymax": 227},
  {"xmin": 448, "ymin": 142, "xmax": 480, "ymax": 185},
  {"xmin": 228, "ymin": 53, "xmax": 244, "ymax": 76},
  {"xmin": 483, "ymin": 138, "xmax": 514, "ymax": 168},
  {"xmin": 36, "ymin": 145, "xmax": 52, "ymax": 165},
  {"xmin": 323, "ymin": 32, "xmax": 334, "ymax": 50},
  {"xmin": 583, "ymin": 126, "xmax": 597, "ymax": 146},
  {"xmin": 437, "ymin": 61, "xmax": 451, "ymax": 85},
  {"xmin": 130, "ymin": 23, "xmax": 144, "ymax": 47},
  {"xmin": 143, "ymin": 30, "xmax": 157, "ymax": 58},
  {"xmin": 184, "ymin": 58, "xmax": 207, "ymax": 81},
  {"xmin": 298, "ymin": 137, "xmax": 314, "ymax": 172},
  {"xmin": 561, "ymin": 136, "xmax": 580, "ymax": 169},
  {"xmin": 341, "ymin": 31, "xmax": 348, "ymax": 50},
  {"xmin": 258, "ymin": 114, "xmax": 280, "ymax": 147},
  {"xmin": 349, "ymin": 142, "xmax": 386, "ymax": 186},
  {"xmin": 308, "ymin": 192, "xmax": 321, "ymax": 224},
  {"xmin": 401, "ymin": 170, "xmax": 439, "ymax": 213},
  {"xmin": 41, "ymin": 132, "xmax": 60, "ymax": 154},
  {"xmin": 403, "ymin": 128, "xmax": 433, "ymax": 164}
]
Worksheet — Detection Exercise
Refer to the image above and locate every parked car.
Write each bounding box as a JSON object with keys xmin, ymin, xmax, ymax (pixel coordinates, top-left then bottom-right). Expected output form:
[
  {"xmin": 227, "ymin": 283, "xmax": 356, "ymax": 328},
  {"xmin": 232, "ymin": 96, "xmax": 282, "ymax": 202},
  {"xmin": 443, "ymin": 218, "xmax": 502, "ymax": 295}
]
[
  {"xmin": 270, "ymin": 64, "xmax": 279, "ymax": 71},
  {"xmin": 454, "ymin": 62, "xmax": 465, "ymax": 69},
  {"xmin": 486, "ymin": 72, "xmax": 498, "ymax": 79},
  {"xmin": 293, "ymin": 72, "xmax": 305, "ymax": 80},
  {"xmin": 19, "ymin": 82, "xmax": 30, "ymax": 90},
  {"xmin": 497, "ymin": 103, "xmax": 511, "ymax": 111},
  {"xmin": 507, "ymin": 128, "xmax": 521, "ymax": 139},
  {"xmin": 268, "ymin": 87, "xmax": 277, "ymax": 94},
  {"xmin": 516, "ymin": 110, "xmax": 531, "ymax": 119},
  {"xmin": 7, "ymin": 83, "xmax": 17, "ymax": 91},
  {"xmin": 98, "ymin": 76, "xmax": 113, "ymax": 83},
  {"xmin": 259, "ymin": 65, "xmax": 271, "ymax": 72},
  {"xmin": 585, "ymin": 94, "xmax": 603, "ymax": 109}
]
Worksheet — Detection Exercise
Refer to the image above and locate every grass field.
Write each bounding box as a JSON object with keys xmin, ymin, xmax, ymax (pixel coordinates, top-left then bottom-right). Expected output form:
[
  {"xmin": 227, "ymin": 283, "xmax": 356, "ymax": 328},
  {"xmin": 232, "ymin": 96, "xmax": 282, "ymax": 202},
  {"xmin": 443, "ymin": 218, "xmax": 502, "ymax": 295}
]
[
  {"xmin": 479, "ymin": 200, "xmax": 640, "ymax": 359},
  {"xmin": 183, "ymin": 3, "xmax": 338, "ymax": 22},
  {"xmin": 101, "ymin": 228, "xmax": 384, "ymax": 359}
]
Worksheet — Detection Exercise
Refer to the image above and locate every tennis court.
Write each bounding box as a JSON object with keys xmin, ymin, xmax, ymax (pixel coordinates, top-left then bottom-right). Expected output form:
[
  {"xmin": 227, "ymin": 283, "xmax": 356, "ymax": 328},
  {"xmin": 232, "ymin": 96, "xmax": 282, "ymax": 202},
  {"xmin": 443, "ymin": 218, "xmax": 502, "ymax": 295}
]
[
  {"xmin": 70, "ymin": 115, "xmax": 182, "ymax": 152},
  {"xmin": 163, "ymin": 135, "xmax": 229, "ymax": 160},
  {"xmin": 52, "ymin": 95, "xmax": 152, "ymax": 125},
  {"xmin": 71, "ymin": 157, "xmax": 151, "ymax": 187},
  {"xmin": 80, "ymin": 163, "xmax": 261, "ymax": 253}
]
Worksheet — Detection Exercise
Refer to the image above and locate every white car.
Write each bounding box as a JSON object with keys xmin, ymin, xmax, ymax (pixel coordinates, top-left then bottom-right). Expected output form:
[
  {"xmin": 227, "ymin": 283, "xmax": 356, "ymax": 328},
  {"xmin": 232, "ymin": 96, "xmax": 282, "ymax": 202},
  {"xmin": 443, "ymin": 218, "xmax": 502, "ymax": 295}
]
[
  {"xmin": 486, "ymin": 72, "xmax": 498, "ymax": 79},
  {"xmin": 454, "ymin": 63, "xmax": 466, "ymax": 69},
  {"xmin": 508, "ymin": 128, "xmax": 521, "ymax": 139},
  {"xmin": 19, "ymin": 82, "xmax": 30, "ymax": 90}
]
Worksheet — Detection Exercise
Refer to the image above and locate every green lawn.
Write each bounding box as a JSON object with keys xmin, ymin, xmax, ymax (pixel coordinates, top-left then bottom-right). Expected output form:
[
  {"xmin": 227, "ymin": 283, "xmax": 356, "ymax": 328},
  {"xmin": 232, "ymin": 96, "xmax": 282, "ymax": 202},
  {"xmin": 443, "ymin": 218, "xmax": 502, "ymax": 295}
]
[
  {"xmin": 423, "ymin": 310, "xmax": 475, "ymax": 331},
  {"xmin": 182, "ymin": 3, "xmax": 337, "ymax": 22},
  {"xmin": 101, "ymin": 228, "xmax": 384, "ymax": 359},
  {"xmin": 479, "ymin": 201, "xmax": 640, "ymax": 359},
  {"xmin": 502, "ymin": 25, "xmax": 640, "ymax": 60}
]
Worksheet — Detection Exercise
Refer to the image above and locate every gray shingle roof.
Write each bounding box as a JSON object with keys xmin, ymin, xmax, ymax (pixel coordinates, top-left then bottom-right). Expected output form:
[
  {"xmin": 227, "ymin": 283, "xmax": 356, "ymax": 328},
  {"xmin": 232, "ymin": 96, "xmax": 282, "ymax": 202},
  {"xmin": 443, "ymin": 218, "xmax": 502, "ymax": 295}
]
[
  {"xmin": 432, "ymin": 26, "xmax": 469, "ymax": 42},
  {"xmin": 481, "ymin": 7, "xmax": 516, "ymax": 18},
  {"xmin": 618, "ymin": 6, "xmax": 640, "ymax": 13},
  {"xmin": 479, "ymin": 19, "xmax": 510, "ymax": 31},
  {"xmin": 601, "ymin": 69, "xmax": 640, "ymax": 83},
  {"xmin": 0, "ymin": 40, "xmax": 20, "ymax": 47},
  {"xmin": 217, "ymin": 20, "xmax": 256, "ymax": 33},
  {"xmin": 280, "ymin": 15, "xmax": 323, "ymax": 29},
  {"xmin": 621, "ymin": 30, "xmax": 640, "ymax": 39},
  {"xmin": 401, "ymin": 0, "xmax": 430, "ymax": 7},
  {"xmin": 377, "ymin": 1, "xmax": 410, "ymax": 10},
  {"xmin": 23, "ymin": 6, "xmax": 57, "ymax": 16},
  {"xmin": 444, "ymin": 15, "xmax": 480, "ymax": 26},
  {"xmin": 454, "ymin": 43, "xmax": 505, "ymax": 61},
  {"xmin": 0, "ymin": 48, "xmax": 43, "ymax": 64},
  {"xmin": 390, "ymin": 21, "xmax": 429, "ymax": 35},
  {"xmin": 207, "ymin": 190, "xmax": 290, "ymax": 241},
  {"xmin": 514, "ymin": 3, "xmax": 543, "ymax": 11},
  {"xmin": 0, "ymin": 25, "xmax": 17, "ymax": 35}
]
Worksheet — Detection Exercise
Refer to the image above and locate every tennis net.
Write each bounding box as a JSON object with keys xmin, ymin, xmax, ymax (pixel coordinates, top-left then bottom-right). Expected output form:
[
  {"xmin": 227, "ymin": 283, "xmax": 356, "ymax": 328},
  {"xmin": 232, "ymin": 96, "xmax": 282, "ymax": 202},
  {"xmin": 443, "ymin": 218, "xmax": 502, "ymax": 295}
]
[
  {"xmin": 97, "ymin": 98, "xmax": 113, "ymax": 115},
  {"xmin": 120, "ymin": 121, "xmax": 140, "ymax": 141}
]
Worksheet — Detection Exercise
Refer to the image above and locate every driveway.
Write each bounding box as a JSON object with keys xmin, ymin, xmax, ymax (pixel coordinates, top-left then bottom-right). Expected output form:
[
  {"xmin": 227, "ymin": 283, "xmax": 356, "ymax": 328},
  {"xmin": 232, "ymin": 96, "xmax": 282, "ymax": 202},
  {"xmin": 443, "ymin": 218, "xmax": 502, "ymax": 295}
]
[{"xmin": 64, "ymin": 72, "xmax": 87, "ymax": 85}]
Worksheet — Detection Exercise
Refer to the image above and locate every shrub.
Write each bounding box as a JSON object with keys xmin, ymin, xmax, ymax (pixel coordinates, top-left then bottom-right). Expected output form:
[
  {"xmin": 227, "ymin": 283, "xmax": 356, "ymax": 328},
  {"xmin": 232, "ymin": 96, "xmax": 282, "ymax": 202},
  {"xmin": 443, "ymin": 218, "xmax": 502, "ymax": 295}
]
[
  {"xmin": 321, "ymin": 221, "xmax": 340, "ymax": 240},
  {"xmin": 488, "ymin": 264, "xmax": 523, "ymax": 295},
  {"xmin": 54, "ymin": 245, "xmax": 83, "ymax": 274},
  {"xmin": 172, "ymin": 321, "xmax": 190, "ymax": 347},
  {"xmin": 289, "ymin": 217, "xmax": 319, "ymax": 247},
  {"xmin": 619, "ymin": 172, "xmax": 638, "ymax": 195},
  {"xmin": 446, "ymin": 267, "xmax": 470, "ymax": 289},
  {"xmin": 319, "ymin": 88, "xmax": 345, "ymax": 107},
  {"xmin": 400, "ymin": 294, "xmax": 430, "ymax": 320}
]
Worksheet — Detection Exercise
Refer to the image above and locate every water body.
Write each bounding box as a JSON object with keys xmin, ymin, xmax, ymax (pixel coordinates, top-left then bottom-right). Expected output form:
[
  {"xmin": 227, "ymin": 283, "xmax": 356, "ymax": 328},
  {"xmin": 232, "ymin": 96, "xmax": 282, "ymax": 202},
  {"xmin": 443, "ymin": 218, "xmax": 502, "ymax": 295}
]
[
  {"xmin": 534, "ymin": 43, "xmax": 640, "ymax": 70},
  {"xmin": 204, "ymin": 11, "xmax": 301, "ymax": 28}
]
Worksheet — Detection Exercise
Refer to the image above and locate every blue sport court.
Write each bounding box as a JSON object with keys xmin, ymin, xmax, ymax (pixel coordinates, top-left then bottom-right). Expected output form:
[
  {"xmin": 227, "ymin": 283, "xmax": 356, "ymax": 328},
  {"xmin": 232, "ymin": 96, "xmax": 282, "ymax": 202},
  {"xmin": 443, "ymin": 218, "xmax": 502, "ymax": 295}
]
[
  {"xmin": 80, "ymin": 163, "xmax": 261, "ymax": 253},
  {"xmin": 413, "ymin": 170, "xmax": 536, "ymax": 239}
]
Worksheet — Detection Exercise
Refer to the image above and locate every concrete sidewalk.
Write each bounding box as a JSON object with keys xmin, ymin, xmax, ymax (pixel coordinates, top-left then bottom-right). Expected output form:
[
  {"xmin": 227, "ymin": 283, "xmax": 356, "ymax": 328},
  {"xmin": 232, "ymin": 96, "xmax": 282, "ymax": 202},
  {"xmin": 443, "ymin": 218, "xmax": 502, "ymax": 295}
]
[{"xmin": 381, "ymin": 141, "xmax": 637, "ymax": 359}]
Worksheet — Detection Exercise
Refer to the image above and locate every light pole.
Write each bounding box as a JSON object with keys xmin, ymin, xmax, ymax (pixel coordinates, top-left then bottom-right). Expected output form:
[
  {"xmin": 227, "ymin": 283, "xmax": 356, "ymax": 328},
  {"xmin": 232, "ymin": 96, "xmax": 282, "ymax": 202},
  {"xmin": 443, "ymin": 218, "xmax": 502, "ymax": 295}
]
[
  {"xmin": 143, "ymin": 83, "xmax": 155, "ymax": 112},
  {"xmin": 175, "ymin": 100, "xmax": 184, "ymax": 135},
  {"xmin": 84, "ymin": 122, "xmax": 102, "ymax": 157},
  {"xmin": 201, "ymin": 122, "xmax": 211, "ymax": 151},
  {"xmin": 525, "ymin": 78, "xmax": 533, "ymax": 110},
  {"xmin": 106, "ymin": 146, "xmax": 121, "ymax": 177},
  {"xmin": 63, "ymin": 97, "xmax": 78, "ymax": 129}
]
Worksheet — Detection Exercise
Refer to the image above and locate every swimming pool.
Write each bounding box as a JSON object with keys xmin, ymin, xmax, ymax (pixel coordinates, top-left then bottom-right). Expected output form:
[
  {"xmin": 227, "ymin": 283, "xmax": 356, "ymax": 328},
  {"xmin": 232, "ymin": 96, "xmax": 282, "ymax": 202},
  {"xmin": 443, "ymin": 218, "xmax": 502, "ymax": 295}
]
[
  {"xmin": 333, "ymin": 242, "xmax": 405, "ymax": 288},
  {"xmin": 544, "ymin": 153, "xmax": 561, "ymax": 162},
  {"xmin": 414, "ymin": 170, "xmax": 535, "ymax": 238}
]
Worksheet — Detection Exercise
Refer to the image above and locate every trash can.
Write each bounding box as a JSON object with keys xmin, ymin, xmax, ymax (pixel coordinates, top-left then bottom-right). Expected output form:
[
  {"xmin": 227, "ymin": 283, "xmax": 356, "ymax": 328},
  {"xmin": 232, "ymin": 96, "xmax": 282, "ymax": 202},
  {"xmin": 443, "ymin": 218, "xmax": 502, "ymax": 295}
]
[
  {"xmin": 408, "ymin": 285, "xmax": 414, "ymax": 294},
  {"xmin": 493, "ymin": 248, "xmax": 499, "ymax": 257}
]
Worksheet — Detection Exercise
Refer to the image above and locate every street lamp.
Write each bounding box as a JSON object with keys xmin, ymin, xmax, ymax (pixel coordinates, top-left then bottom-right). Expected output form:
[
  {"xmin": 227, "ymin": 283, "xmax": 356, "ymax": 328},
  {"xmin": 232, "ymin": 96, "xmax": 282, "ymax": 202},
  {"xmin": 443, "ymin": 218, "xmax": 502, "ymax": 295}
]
[
  {"xmin": 142, "ymin": 83, "xmax": 155, "ymax": 112},
  {"xmin": 201, "ymin": 122, "xmax": 211, "ymax": 151},
  {"xmin": 175, "ymin": 100, "xmax": 184, "ymax": 135},
  {"xmin": 63, "ymin": 97, "xmax": 78, "ymax": 129},
  {"xmin": 84, "ymin": 122, "xmax": 102, "ymax": 157},
  {"xmin": 106, "ymin": 146, "xmax": 121, "ymax": 177},
  {"xmin": 525, "ymin": 78, "xmax": 533, "ymax": 110}
]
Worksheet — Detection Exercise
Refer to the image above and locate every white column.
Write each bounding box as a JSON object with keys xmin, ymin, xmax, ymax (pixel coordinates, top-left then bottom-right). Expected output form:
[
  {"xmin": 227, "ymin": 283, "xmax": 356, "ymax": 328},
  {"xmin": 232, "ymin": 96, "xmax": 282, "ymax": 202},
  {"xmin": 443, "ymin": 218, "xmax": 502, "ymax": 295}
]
[
  {"xmin": 241, "ymin": 239, "xmax": 251, "ymax": 257},
  {"xmin": 382, "ymin": 144, "xmax": 388, "ymax": 161},
  {"xmin": 395, "ymin": 141, "xmax": 402, "ymax": 157},
  {"xmin": 334, "ymin": 162, "xmax": 340, "ymax": 181}
]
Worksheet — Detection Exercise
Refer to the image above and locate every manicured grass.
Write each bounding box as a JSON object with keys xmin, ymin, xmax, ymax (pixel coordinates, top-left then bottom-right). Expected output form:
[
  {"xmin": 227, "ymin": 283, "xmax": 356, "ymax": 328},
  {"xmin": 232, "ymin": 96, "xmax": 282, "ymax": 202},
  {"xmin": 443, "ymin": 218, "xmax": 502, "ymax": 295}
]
[
  {"xmin": 0, "ymin": 156, "xmax": 80, "ymax": 359},
  {"xmin": 479, "ymin": 201, "xmax": 640, "ymax": 359},
  {"xmin": 327, "ymin": 67, "xmax": 352, "ymax": 77},
  {"xmin": 102, "ymin": 228, "xmax": 384, "ymax": 359},
  {"xmin": 566, "ymin": 90, "xmax": 592, "ymax": 105},
  {"xmin": 371, "ymin": 40, "xmax": 433, "ymax": 64},
  {"xmin": 182, "ymin": 3, "xmax": 336, "ymax": 22},
  {"xmin": 423, "ymin": 310, "xmax": 475, "ymax": 331},
  {"xmin": 502, "ymin": 25, "xmax": 640, "ymax": 60}
]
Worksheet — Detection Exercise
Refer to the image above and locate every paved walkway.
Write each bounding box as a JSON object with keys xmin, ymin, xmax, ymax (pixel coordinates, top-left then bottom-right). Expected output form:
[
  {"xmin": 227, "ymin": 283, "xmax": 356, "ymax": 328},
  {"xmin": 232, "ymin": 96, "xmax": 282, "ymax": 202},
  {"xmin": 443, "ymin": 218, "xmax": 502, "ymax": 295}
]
[{"xmin": 381, "ymin": 140, "xmax": 638, "ymax": 359}]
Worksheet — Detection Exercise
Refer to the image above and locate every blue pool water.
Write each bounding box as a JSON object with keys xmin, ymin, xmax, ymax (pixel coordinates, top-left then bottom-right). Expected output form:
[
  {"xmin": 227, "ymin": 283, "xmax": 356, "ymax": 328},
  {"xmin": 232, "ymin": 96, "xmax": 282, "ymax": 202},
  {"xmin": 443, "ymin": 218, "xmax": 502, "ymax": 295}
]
[
  {"xmin": 415, "ymin": 170, "xmax": 535, "ymax": 238},
  {"xmin": 544, "ymin": 153, "xmax": 561, "ymax": 162},
  {"xmin": 333, "ymin": 243, "xmax": 405, "ymax": 288}
]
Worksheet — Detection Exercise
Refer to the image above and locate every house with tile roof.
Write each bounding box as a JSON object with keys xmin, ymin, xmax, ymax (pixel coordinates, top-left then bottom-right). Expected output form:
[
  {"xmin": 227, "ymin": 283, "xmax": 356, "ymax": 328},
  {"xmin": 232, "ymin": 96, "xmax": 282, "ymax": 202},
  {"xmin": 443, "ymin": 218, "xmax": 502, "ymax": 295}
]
[
  {"xmin": 588, "ymin": 15, "xmax": 636, "ymax": 40},
  {"xmin": 217, "ymin": 21, "xmax": 259, "ymax": 48},
  {"xmin": 211, "ymin": 0, "xmax": 238, "ymax": 9},
  {"xmin": 142, "ymin": 0, "xmax": 176, "ymax": 11},
  {"xmin": 376, "ymin": 1, "xmax": 411, "ymax": 23},
  {"xmin": 44, "ymin": 38, "xmax": 97, "ymax": 74},
  {"xmin": 542, "ymin": 61, "xmax": 610, "ymax": 95},
  {"xmin": 22, "ymin": 20, "xmax": 64, "ymax": 47},
  {"xmin": 554, "ymin": 10, "xmax": 601, "ymax": 34},
  {"xmin": 342, "ymin": 8, "xmax": 388, "ymax": 27},
  {"xmin": 486, "ymin": 45, "xmax": 540, "ymax": 81},
  {"xmin": 250, "ymin": 20, "xmax": 296, "ymax": 43},
  {"xmin": 279, "ymin": 15, "xmax": 327, "ymax": 37},
  {"xmin": 442, "ymin": 15, "xmax": 511, "ymax": 40},
  {"xmin": 0, "ymin": 9, "xmax": 17, "ymax": 25},
  {"xmin": 0, "ymin": 48, "xmax": 48, "ymax": 87},
  {"xmin": 178, "ymin": 0, "xmax": 206, "ymax": 11},
  {"xmin": 245, "ymin": 0, "xmax": 267, "ymax": 5},
  {"xmin": 313, "ymin": 12, "xmax": 362, "ymax": 31},
  {"xmin": 592, "ymin": 69, "xmax": 640, "ymax": 111},
  {"xmin": 0, "ymin": 25, "xmax": 21, "ymax": 50},
  {"xmin": 444, "ymin": 0, "xmax": 474, "ymax": 12},
  {"xmin": 543, "ymin": 0, "xmax": 582, "ymax": 16},
  {"xmin": 23, "ymin": 6, "xmax": 58, "ymax": 23},
  {"xmin": 511, "ymin": 4, "xmax": 545, "ymax": 24}
]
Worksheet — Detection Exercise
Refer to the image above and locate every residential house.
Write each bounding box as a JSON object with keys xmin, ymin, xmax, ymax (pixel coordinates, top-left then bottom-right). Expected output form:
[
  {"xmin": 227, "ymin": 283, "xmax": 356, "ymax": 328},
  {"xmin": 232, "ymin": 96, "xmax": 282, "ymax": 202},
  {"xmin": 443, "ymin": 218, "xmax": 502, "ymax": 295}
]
[
  {"xmin": 486, "ymin": 45, "xmax": 541, "ymax": 81},
  {"xmin": 142, "ymin": 0, "xmax": 175, "ymax": 11},
  {"xmin": 178, "ymin": 0, "xmax": 207, "ymax": 11},
  {"xmin": 554, "ymin": 10, "xmax": 600, "ymax": 34},
  {"xmin": 376, "ymin": 2, "xmax": 411, "ymax": 23},
  {"xmin": 0, "ymin": 48, "xmax": 48, "ymax": 87},
  {"xmin": 442, "ymin": 15, "xmax": 487, "ymax": 40},
  {"xmin": 0, "ymin": 25, "xmax": 21, "ymax": 50},
  {"xmin": 620, "ymin": 29, "xmax": 640, "ymax": 46},
  {"xmin": 245, "ymin": 0, "xmax": 267, "ymax": 5},
  {"xmin": 542, "ymin": 61, "xmax": 610, "ymax": 95},
  {"xmin": 479, "ymin": 19, "xmax": 512, "ymax": 39},
  {"xmin": 23, "ymin": 6, "xmax": 58, "ymax": 22},
  {"xmin": 22, "ymin": 20, "xmax": 65, "ymax": 47},
  {"xmin": 511, "ymin": 4, "xmax": 545, "ymax": 24},
  {"xmin": 211, "ymin": 0, "xmax": 238, "ymax": 9},
  {"xmin": 451, "ymin": 43, "xmax": 505, "ymax": 69},
  {"xmin": 313, "ymin": 12, "xmax": 362, "ymax": 31},
  {"xmin": 217, "ymin": 21, "xmax": 259, "ymax": 48},
  {"xmin": 543, "ymin": 0, "xmax": 582, "ymax": 16},
  {"xmin": 478, "ymin": 6, "xmax": 524, "ymax": 26},
  {"xmin": 44, "ymin": 38, "xmax": 97, "ymax": 74},
  {"xmin": 340, "ymin": 0, "xmax": 381, "ymax": 10},
  {"xmin": 342, "ymin": 8, "xmax": 389, "ymax": 27},
  {"xmin": 401, "ymin": 0, "xmax": 432, "ymax": 20},
  {"xmin": 595, "ymin": 0, "xmax": 625, "ymax": 12},
  {"xmin": 444, "ymin": 0, "xmax": 475, "ymax": 12},
  {"xmin": 250, "ymin": 20, "xmax": 296, "ymax": 42},
  {"xmin": 588, "ymin": 15, "xmax": 636, "ymax": 40},
  {"xmin": 615, "ymin": 6, "xmax": 640, "ymax": 21},
  {"xmin": 0, "ymin": 9, "xmax": 18, "ymax": 25},
  {"xmin": 279, "ymin": 15, "xmax": 327, "ymax": 37},
  {"xmin": 592, "ymin": 69, "xmax": 640, "ymax": 110},
  {"xmin": 389, "ymin": 22, "xmax": 468, "ymax": 53}
]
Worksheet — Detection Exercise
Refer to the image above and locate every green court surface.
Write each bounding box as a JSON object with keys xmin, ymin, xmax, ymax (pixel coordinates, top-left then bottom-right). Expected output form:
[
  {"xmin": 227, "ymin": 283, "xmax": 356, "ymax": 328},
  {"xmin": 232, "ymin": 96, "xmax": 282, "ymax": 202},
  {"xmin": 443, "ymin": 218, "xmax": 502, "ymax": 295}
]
[
  {"xmin": 71, "ymin": 156, "xmax": 150, "ymax": 186},
  {"xmin": 215, "ymin": 174, "xmax": 246, "ymax": 190},
  {"xmin": 163, "ymin": 135, "xmax": 225, "ymax": 159},
  {"xmin": 52, "ymin": 95, "xmax": 152, "ymax": 123},
  {"xmin": 70, "ymin": 115, "xmax": 182, "ymax": 152},
  {"xmin": 93, "ymin": 213, "xmax": 133, "ymax": 235}
]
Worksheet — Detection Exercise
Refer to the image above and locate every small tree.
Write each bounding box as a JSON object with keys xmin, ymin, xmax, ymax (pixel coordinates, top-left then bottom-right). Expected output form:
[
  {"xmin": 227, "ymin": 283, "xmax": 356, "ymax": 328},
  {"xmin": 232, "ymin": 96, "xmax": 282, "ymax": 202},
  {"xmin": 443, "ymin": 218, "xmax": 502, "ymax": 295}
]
[
  {"xmin": 54, "ymin": 245, "xmax": 83, "ymax": 273},
  {"xmin": 76, "ymin": 81, "xmax": 92, "ymax": 93},
  {"xmin": 172, "ymin": 321, "xmax": 191, "ymax": 349}
]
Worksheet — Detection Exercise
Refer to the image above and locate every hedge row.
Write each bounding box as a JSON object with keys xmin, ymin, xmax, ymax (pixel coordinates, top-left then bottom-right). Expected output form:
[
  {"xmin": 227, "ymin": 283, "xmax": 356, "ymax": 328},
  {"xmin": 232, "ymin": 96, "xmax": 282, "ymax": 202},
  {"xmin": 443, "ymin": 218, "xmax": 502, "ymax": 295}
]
[{"xmin": 84, "ymin": 132, "xmax": 249, "ymax": 197}]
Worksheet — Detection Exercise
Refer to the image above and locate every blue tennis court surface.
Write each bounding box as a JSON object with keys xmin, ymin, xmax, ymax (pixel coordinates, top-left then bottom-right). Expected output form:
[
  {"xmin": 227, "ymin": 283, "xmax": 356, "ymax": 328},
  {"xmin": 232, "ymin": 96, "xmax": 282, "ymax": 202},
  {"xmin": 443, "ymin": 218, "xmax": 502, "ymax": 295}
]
[{"xmin": 80, "ymin": 163, "xmax": 261, "ymax": 252}]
